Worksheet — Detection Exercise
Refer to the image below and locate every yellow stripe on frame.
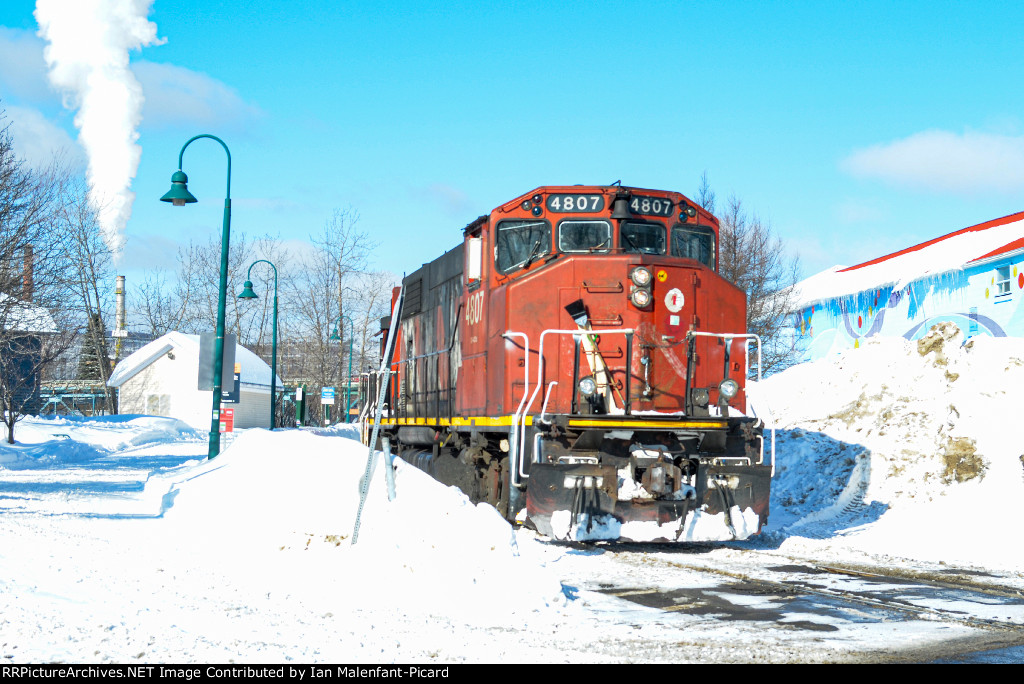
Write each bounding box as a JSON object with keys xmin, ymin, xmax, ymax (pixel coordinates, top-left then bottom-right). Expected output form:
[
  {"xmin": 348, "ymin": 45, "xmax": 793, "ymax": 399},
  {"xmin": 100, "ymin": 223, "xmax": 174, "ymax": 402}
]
[
  {"xmin": 367, "ymin": 416, "xmax": 534, "ymax": 428},
  {"xmin": 367, "ymin": 416, "xmax": 726, "ymax": 430},
  {"xmin": 566, "ymin": 418, "xmax": 727, "ymax": 429}
]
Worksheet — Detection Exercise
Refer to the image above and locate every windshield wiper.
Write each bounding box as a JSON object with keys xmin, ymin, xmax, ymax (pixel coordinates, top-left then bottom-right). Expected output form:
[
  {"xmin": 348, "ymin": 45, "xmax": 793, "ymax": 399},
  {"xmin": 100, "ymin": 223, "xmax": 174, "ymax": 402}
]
[
  {"xmin": 621, "ymin": 231, "xmax": 641, "ymax": 253},
  {"xmin": 522, "ymin": 239, "xmax": 543, "ymax": 268}
]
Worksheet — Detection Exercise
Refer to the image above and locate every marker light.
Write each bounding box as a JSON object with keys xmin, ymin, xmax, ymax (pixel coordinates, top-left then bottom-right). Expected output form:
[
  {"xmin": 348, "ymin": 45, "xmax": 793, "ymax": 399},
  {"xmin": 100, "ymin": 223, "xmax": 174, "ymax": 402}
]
[{"xmin": 579, "ymin": 376, "xmax": 598, "ymax": 397}]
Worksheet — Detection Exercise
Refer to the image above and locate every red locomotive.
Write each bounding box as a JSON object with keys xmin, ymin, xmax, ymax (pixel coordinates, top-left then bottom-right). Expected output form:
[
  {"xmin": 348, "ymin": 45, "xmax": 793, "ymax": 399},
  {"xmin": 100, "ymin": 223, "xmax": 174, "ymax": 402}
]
[{"xmin": 367, "ymin": 184, "xmax": 772, "ymax": 542}]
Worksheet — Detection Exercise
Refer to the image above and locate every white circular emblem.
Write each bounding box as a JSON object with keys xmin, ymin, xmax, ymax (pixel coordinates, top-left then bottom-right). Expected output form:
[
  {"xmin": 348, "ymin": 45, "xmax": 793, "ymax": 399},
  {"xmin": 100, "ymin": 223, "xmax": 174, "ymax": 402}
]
[{"xmin": 665, "ymin": 288, "xmax": 684, "ymax": 313}]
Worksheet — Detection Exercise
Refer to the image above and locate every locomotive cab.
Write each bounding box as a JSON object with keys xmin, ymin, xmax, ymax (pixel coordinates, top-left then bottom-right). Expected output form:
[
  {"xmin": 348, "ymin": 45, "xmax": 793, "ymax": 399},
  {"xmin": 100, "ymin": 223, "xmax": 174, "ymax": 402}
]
[{"xmin": 368, "ymin": 185, "xmax": 772, "ymax": 543}]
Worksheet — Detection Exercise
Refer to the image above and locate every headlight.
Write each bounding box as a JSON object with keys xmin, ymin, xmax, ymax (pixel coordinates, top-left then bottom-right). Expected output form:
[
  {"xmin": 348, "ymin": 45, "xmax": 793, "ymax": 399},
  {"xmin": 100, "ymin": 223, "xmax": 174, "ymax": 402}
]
[
  {"xmin": 719, "ymin": 378, "xmax": 739, "ymax": 400},
  {"xmin": 630, "ymin": 267, "xmax": 652, "ymax": 287},
  {"xmin": 578, "ymin": 376, "xmax": 597, "ymax": 397},
  {"xmin": 630, "ymin": 288, "xmax": 652, "ymax": 308}
]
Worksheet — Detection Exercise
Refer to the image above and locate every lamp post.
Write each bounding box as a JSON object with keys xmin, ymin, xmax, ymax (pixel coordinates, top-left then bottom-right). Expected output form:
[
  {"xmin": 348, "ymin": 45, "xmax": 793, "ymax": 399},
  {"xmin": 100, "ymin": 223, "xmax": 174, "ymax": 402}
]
[
  {"xmin": 160, "ymin": 134, "xmax": 231, "ymax": 459},
  {"xmin": 330, "ymin": 314, "xmax": 355, "ymax": 422},
  {"xmin": 237, "ymin": 260, "xmax": 279, "ymax": 430}
]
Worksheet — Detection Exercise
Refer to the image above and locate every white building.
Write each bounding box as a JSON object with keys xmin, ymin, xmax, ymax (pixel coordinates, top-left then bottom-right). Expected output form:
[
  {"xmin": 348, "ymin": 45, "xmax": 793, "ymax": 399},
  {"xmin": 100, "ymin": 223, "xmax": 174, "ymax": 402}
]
[{"xmin": 107, "ymin": 332, "xmax": 281, "ymax": 430}]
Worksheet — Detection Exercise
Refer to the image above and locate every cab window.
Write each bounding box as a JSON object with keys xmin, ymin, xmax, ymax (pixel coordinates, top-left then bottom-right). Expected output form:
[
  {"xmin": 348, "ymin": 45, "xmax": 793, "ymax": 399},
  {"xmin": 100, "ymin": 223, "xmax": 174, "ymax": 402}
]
[
  {"xmin": 619, "ymin": 221, "xmax": 665, "ymax": 255},
  {"xmin": 495, "ymin": 219, "xmax": 551, "ymax": 274},
  {"xmin": 558, "ymin": 220, "xmax": 611, "ymax": 253},
  {"xmin": 671, "ymin": 225, "xmax": 716, "ymax": 268}
]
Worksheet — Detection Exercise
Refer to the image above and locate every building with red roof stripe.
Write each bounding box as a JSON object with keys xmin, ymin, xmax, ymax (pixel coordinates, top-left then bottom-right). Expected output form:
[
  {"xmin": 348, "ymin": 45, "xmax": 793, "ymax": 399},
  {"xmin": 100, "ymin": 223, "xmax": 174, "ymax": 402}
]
[{"xmin": 790, "ymin": 211, "xmax": 1024, "ymax": 361}]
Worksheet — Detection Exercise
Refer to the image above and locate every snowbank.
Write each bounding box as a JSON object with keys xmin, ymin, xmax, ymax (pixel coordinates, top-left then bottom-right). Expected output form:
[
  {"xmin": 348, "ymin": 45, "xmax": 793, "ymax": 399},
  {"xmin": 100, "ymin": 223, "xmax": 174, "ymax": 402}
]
[
  {"xmin": 0, "ymin": 414, "xmax": 203, "ymax": 467},
  {"xmin": 144, "ymin": 427, "xmax": 567, "ymax": 624},
  {"xmin": 750, "ymin": 322, "xmax": 1024, "ymax": 570}
]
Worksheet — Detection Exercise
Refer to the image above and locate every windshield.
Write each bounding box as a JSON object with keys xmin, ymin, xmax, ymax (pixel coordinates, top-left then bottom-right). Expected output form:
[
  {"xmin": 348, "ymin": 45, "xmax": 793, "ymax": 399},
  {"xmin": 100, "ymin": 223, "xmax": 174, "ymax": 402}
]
[
  {"xmin": 495, "ymin": 219, "xmax": 551, "ymax": 274},
  {"xmin": 671, "ymin": 225, "xmax": 716, "ymax": 268},
  {"xmin": 558, "ymin": 220, "xmax": 611, "ymax": 253},
  {"xmin": 619, "ymin": 221, "xmax": 665, "ymax": 255}
]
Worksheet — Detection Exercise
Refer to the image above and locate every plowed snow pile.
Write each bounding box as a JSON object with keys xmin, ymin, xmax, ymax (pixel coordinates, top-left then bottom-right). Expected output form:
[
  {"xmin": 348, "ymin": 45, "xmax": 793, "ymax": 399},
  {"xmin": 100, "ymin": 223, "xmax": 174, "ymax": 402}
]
[{"xmin": 750, "ymin": 323, "xmax": 1024, "ymax": 571}]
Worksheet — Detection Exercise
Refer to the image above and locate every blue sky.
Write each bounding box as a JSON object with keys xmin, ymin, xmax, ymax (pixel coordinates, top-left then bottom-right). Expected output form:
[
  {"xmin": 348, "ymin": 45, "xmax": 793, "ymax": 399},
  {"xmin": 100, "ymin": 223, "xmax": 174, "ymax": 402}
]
[{"xmin": 2, "ymin": 0, "xmax": 1024, "ymax": 285}]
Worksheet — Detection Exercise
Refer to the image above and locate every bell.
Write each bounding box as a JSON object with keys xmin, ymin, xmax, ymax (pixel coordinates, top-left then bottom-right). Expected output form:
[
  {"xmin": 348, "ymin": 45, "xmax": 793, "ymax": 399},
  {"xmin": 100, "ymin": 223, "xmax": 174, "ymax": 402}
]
[{"xmin": 611, "ymin": 196, "xmax": 632, "ymax": 219}]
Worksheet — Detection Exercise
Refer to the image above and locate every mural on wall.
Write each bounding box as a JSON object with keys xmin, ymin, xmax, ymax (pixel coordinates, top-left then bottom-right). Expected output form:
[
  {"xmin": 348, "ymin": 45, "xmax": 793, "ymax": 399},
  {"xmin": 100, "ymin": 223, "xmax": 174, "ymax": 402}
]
[{"xmin": 798, "ymin": 258, "xmax": 1023, "ymax": 361}]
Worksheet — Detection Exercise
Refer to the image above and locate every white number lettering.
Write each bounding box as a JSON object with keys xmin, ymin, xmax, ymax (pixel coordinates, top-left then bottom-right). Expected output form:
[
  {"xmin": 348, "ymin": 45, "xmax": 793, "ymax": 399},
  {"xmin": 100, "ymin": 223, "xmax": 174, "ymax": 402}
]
[{"xmin": 466, "ymin": 291, "xmax": 485, "ymax": 326}]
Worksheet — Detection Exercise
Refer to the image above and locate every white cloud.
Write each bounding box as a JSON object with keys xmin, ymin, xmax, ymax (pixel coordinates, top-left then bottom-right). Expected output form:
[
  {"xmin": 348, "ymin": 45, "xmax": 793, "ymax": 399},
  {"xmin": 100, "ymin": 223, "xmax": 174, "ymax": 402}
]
[
  {"xmin": 132, "ymin": 60, "xmax": 262, "ymax": 130},
  {"xmin": 842, "ymin": 129, "xmax": 1024, "ymax": 194},
  {"xmin": 0, "ymin": 26, "xmax": 54, "ymax": 104},
  {"xmin": 3, "ymin": 104, "xmax": 84, "ymax": 169}
]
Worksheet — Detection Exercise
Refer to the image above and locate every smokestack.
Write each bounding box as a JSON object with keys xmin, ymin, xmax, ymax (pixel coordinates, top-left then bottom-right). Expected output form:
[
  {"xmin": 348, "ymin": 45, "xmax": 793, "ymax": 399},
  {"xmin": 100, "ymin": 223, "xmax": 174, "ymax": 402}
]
[
  {"xmin": 22, "ymin": 245, "xmax": 33, "ymax": 302},
  {"xmin": 114, "ymin": 275, "xmax": 126, "ymax": 337}
]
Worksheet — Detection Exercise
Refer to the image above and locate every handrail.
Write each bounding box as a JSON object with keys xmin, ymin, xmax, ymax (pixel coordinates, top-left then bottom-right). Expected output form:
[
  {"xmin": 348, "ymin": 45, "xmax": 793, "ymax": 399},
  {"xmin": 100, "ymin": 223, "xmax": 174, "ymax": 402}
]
[
  {"xmin": 685, "ymin": 331, "xmax": 774, "ymax": 473},
  {"xmin": 522, "ymin": 327, "xmax": 636, "ymax": 426},
  {"xmin": 502, "ymin": 331, "xmax": 530, "ymax": 487}
]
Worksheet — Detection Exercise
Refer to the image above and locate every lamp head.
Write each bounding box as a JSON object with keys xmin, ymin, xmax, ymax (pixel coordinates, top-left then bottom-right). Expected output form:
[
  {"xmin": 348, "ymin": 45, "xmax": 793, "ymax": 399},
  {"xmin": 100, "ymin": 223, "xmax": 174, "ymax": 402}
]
[
  {"xmin": 160, "ymin": 170, "xmax": 198, "ymax": 206},
  {"xmin": 237, "ymin": 280, "xmax": 258, "ymax": 299},
  {"xmin": 329, "ymin": 327, "xmax": 341, "ymax": 341}
]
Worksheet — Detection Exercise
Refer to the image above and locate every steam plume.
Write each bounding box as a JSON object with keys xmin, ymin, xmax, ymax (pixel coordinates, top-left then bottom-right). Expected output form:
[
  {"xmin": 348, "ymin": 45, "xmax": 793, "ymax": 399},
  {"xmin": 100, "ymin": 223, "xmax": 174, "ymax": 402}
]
[{"xmin": 35, "ymin": 0, "xmax": 162, "ymax": 253}]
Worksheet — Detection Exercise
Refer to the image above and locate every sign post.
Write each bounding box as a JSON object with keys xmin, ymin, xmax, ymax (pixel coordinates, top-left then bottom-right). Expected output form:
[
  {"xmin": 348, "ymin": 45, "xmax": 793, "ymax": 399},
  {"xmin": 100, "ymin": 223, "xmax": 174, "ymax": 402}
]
[{"xmin": 322, "ymin": 386, "xmax": 336, "ymax": 425}]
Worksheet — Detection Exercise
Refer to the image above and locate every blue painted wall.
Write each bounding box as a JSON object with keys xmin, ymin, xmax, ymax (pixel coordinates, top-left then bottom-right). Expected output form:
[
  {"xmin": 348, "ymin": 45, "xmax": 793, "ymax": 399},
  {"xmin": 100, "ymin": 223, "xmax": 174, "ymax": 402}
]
[{"xmin": 796, "ymin": 254, "xmax": 1024, "ymax": 361}]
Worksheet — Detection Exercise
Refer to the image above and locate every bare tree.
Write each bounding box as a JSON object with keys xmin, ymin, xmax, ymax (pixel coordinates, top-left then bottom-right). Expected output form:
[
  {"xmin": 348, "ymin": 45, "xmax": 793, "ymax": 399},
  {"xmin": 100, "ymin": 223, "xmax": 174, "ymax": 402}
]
[
  {"xmin": 60, "ymin": 176, "xmax": 118, "ymax": 412},
  {"xmin": 717, "ymin": 194, "xmax": 801, "ymax": 374},
  {"xmin": 138, "ymin": 232, "xmax": 287, "ymax": 341},
  {"xmin": 0, "ymin": 112, "xmax": 77, "ymax": 441},
  {"xmin": 346, "ymin": 269, "xmax": 399, "ymax": 370},
  {"xmin": 133, "ymin": 269, "xmax": 182, "ymax": 336},
  {"xmin": 696, "ymin": 170, "xmax": 716, "ymax": 214},
  {"xmin": 287, "ymin": 208, "xmax": 376, "ymax": 419},
  {"xmin": 698, "ymin": 175, "xmax": 801, "ymax": 374},
  {"xmin": 124, "ymin": 204, "xmax": 386, "ymax": 425}
]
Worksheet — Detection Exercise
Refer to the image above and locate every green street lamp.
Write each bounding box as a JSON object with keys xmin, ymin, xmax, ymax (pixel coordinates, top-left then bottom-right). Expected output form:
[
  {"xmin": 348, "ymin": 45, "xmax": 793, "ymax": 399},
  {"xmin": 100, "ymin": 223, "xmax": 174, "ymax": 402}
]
[
  {"xmin": 237, "ymin": 260, "xmax": 279, "ymax": 431},
  {"xmin": 330, "ymin": 314, "xmax": 355, "ymax": 423},
  {"xmin": 161, "ymin": 134, "xmax": 231, "ymax": 459}
]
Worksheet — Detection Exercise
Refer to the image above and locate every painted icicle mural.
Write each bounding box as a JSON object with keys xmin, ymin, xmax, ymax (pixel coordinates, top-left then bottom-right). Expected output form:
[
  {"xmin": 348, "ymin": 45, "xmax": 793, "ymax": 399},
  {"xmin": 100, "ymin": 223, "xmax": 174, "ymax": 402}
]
[{"xmin": 794, "ymin": 211, "xmax": 1024, "ymax": 362}]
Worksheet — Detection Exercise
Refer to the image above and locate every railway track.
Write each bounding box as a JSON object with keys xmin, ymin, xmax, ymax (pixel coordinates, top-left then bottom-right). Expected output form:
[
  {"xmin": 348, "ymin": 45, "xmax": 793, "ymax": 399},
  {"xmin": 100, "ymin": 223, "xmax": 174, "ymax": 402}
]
[{"xmin": 568, "ymin": 541, "xmax": 1024, "ymax": 661}]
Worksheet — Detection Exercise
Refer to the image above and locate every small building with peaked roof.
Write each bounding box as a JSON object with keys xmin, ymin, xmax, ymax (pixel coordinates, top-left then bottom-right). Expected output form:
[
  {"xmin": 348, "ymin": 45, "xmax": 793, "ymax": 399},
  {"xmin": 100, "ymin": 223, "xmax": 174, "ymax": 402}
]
[
  {"xmin": 0, "ymin": 292, "xmax": 59, "ymax": 416},
  {"xmin": 107, "ymin": 331, "xmax": 281, "ymax": 430},
  {"xmin": 793, "ymin": 211, "xmax": 1024, "ymax": 361}
]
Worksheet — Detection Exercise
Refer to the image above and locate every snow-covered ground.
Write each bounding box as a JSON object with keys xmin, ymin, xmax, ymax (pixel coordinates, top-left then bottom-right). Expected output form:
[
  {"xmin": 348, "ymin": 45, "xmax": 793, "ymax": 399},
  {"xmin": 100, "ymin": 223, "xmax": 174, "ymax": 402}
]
[{"xmin": 1, "ymin": 324, "xmax": 1022, "ymax": 663}]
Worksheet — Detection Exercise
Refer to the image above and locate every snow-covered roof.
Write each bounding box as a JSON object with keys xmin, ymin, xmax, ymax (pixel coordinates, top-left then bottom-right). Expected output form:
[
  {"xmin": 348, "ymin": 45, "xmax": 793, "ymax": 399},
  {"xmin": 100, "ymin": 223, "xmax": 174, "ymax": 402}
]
[
  {"xmin": 793, "ymin": 210, "xmax": 1024, "ymax": 308},
  {"xmin": 0, "ymin": 292, "xmax": 57, "ymax": 333},
  {"xmin": 107, "ymin": 331, "xmax": 282, "ymax": 389}
]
